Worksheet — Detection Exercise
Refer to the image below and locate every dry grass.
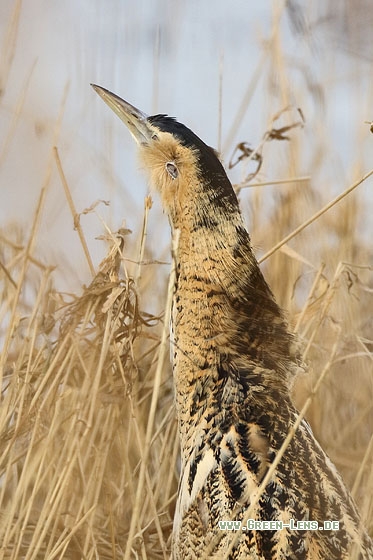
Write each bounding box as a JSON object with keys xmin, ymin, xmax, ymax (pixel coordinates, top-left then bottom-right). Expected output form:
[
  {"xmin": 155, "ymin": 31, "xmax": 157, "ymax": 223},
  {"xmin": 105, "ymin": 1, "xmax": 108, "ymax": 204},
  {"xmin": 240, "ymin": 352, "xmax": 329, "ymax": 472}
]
[
  {"xmin": 0, "ymin": 216, "xmax": 177, "ymax": 559},
  {"xmin": 1, "ymin": 4, "xmax": 373, "ymax": 559},
  {"xmin": 1, "ymin": 145, "xmax": 372, "ymax": 560}
]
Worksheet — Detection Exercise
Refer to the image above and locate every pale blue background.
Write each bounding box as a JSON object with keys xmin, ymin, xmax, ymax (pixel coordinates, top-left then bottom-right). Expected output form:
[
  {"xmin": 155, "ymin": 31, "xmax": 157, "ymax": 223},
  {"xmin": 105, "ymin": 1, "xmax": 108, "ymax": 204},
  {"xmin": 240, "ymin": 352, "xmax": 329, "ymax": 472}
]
[{"xmin": 1, "ymin": 1, "xmax": 372, "ymax": 289}]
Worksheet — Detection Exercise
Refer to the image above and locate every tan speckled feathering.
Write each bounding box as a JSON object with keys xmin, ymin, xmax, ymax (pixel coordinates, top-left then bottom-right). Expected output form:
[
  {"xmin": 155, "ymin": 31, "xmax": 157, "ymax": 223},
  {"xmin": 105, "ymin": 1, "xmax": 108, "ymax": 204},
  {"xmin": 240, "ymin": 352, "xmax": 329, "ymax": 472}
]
[{"xmin": 93, "ymin": 85, "xmax": 373, "ymax": 560}]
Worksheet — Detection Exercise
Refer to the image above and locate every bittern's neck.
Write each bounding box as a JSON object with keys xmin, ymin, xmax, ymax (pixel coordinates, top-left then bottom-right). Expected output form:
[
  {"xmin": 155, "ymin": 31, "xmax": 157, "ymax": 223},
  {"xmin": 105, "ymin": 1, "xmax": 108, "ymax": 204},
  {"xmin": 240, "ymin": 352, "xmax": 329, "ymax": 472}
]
[{"xmin": 170, "ymin": 207, "xmax": 296, "ymax": 458}]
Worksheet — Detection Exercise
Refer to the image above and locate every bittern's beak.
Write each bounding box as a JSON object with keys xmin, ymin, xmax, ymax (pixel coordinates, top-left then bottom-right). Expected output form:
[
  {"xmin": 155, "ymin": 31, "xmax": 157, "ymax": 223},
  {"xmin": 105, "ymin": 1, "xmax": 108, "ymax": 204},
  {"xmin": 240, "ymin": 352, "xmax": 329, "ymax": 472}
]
[{"xmin": 91, "ymin": 84, "xmax": 152, "ymax": 145}]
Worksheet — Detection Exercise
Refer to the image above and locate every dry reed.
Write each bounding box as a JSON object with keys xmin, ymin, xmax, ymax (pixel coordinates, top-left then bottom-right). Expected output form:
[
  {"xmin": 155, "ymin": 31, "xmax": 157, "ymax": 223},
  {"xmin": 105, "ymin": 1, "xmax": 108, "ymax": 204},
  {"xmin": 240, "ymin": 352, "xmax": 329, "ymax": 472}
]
[{"xmin": 1, "ymin": 5, "xmax": 372, "ymax": 558}]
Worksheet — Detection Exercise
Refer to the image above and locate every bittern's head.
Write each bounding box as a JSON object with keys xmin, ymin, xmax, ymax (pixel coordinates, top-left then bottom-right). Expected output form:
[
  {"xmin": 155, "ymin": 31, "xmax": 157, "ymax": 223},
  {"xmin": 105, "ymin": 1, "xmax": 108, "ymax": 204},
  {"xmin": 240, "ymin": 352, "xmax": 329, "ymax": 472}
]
[{"xmin": 92, "ymin": 85, "xmax": 239, "ymax": 227}]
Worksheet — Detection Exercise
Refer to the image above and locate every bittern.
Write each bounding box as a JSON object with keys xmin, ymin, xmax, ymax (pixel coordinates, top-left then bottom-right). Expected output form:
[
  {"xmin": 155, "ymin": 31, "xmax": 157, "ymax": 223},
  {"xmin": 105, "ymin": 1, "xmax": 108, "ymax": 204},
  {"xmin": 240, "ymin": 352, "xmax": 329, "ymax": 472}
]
[{"xmin": 92, "ymin": 84, "xmax": 373, "ymax": 560}]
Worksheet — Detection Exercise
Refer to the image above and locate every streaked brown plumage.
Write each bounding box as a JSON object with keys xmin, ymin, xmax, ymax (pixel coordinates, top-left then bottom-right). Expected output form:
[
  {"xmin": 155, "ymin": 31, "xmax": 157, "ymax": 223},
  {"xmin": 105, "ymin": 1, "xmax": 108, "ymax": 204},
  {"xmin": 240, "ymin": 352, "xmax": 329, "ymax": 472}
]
[{"xmin": 92, "ymin": 84, "xmax": 373, "ymax": 560}]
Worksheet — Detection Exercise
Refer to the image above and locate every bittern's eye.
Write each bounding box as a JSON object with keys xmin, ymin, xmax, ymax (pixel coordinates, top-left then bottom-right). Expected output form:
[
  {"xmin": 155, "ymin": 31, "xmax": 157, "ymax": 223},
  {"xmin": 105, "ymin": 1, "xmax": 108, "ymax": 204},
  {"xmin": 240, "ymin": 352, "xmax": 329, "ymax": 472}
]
[
  {"xmin": 152, "ymin": 133, "xmax": 159, "ymax": 141},
  {"xmin": 166, "ymin": 162, "xmax": 179, "ymax": 179}
]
